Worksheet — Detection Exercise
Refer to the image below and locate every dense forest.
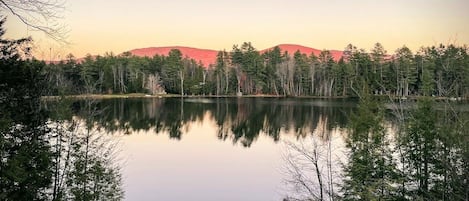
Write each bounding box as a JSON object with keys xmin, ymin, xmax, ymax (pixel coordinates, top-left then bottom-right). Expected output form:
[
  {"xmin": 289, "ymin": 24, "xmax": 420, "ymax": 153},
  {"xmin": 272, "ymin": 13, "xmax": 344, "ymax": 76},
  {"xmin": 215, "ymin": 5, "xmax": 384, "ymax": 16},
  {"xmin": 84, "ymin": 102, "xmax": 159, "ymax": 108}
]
[{"xmin": 45, "ymin": 42, "xmax": 469, "ymax": 98}]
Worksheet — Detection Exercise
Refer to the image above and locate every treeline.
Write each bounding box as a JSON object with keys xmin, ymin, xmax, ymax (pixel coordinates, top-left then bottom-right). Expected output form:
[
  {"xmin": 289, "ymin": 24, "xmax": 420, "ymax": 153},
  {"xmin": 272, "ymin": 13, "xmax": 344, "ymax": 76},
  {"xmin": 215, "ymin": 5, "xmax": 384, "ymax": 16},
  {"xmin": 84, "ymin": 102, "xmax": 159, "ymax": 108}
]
[{"xmin": 45, "ymin": 42, "xmax": 469, "ymax": 98}]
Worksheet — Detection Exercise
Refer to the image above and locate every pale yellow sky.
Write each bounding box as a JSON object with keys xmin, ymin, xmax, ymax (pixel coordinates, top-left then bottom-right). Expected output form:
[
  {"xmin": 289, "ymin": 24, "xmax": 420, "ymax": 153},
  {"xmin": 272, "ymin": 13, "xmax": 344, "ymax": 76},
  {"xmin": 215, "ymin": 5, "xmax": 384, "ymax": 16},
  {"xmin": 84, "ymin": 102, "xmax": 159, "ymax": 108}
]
[{"xmin": 5, "ymin": 0, "xmax": 469, "ymax": 60}]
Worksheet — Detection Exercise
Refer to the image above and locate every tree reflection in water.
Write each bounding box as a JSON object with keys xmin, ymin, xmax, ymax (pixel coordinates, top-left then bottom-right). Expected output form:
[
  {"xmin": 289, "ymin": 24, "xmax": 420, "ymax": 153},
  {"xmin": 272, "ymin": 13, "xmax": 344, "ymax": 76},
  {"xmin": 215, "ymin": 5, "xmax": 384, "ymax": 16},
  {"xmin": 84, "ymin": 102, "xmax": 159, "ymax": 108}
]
[{"xmin": 67, "ymin": 97, "xmax": 357, "ymax": 147}]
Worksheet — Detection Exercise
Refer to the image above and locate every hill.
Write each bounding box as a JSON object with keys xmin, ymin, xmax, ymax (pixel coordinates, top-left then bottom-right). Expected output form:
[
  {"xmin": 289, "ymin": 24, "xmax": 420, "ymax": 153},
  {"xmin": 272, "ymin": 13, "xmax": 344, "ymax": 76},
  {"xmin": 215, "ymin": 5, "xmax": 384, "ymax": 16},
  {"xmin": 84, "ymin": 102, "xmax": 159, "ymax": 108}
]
[
  {"xmin": 263, "ymin": 44, "xmax": 343, "ymax": 61},
  {"xmin": 128, "ymin": 44, "xmax": 344, "ymax": 67},
  {"xmin": 128, "ymin": 46, "xmax": 218, "ymax": 67}
]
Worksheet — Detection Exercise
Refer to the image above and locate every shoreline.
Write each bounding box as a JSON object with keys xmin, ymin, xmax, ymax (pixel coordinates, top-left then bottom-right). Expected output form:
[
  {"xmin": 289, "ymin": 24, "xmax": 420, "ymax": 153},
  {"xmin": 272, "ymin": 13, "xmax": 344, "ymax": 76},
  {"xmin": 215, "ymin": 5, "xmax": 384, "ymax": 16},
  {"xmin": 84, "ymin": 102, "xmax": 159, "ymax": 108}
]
[
  {"xmin": 41, "ymin": 93, "xmax": 350, "ymax": 99},
  {"xmin": 41, "ymin": 93, "xmax": 468, "ymax": 101}
]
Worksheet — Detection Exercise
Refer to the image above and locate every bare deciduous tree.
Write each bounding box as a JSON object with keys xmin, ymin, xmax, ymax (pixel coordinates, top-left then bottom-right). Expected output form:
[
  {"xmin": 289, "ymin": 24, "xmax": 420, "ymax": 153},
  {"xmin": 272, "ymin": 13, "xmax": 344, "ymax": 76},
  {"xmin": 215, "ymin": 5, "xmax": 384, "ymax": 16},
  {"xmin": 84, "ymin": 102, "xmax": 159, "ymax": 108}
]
[
  {"xmin": 0, "ymin": 0, "xmax": 67, "ymax": 42},
  {"xmin": 145, "ymin": 73, "xmax": 165, "ymax": 95},
  {"xmin": 282, "ymin": 126, "xmax": 341, "ymax": 201}
]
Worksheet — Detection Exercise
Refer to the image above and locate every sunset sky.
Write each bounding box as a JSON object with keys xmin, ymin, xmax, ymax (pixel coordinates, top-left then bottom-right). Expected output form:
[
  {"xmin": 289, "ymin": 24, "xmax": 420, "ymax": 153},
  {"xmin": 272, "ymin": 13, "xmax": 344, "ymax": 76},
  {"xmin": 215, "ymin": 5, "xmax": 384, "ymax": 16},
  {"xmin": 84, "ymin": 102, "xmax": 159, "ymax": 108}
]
[{"xmin": 5, "ymin": 0, "xmax": 469, "ymax": 60}]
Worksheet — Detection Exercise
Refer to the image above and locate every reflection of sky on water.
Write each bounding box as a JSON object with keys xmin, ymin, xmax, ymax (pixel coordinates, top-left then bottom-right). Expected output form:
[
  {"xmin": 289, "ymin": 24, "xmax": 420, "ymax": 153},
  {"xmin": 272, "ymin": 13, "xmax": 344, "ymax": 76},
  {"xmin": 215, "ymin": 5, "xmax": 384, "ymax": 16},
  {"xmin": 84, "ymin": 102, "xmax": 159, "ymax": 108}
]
[
  {"xmin": 73, "ymin": 97, "xmax": 358, "ymax": 200},
  {"xmin": 56, "ymin": 97, "xmax": 466, "ymax": 200},
  {"xmin": 119, "ymin": 113, "xmax": 286, "ymax": 201}
]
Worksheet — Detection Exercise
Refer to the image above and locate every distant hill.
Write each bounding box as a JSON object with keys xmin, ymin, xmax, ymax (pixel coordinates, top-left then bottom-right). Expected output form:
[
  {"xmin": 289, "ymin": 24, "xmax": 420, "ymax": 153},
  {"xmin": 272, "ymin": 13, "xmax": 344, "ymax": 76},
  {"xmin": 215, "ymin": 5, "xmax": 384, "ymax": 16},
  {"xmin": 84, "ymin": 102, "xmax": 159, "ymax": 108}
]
[
  {"xmin": 263, "ymin": 44, "xmax": 343, "ymax": 61},
  {"xmin": 128, "ymin": 44, "xmax": 344, "ymax": 67},
  {"xmin": 128, "ymin": 46, "xmax": 218, "ymax": 67}
]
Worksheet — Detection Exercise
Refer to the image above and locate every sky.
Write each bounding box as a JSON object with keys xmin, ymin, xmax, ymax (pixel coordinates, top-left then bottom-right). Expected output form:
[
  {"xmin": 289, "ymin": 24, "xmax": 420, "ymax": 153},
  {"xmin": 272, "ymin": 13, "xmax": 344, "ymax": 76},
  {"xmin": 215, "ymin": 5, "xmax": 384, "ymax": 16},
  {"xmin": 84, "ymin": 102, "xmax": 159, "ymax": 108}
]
[{"xmin": 5, "ymin": 0, "xmax": 469, "ymax": 60}]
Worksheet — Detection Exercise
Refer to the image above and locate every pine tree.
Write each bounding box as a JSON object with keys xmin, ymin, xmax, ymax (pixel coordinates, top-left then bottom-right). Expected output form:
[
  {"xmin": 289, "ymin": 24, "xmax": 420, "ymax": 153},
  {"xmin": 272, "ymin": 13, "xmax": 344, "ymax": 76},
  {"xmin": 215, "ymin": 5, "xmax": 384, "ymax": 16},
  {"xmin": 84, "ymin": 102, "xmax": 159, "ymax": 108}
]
[
  {"xmin": 398, "ymin": 98, "xmax": 468, "ymax": 200},
  {"xmin": 395, "ymin": 46, "xmax": 417, "ymax": 97},
  {"xmin": 263, "ymin": 46, "xmax": 282, "ymax": 95},
  {"xmin": 341, "ymin": 94, "xmax": 399, "ymax": 200},
  {"xmin": 0, "ymin": 17, "xmax": 53, "ymax": 200},
  {"xmin": 162, "ymin": 49, "xmax": 183, "ymax": 94},
  {"xmin": 371, "ymin": 43, "xmax": 387, "ymax": 94}
]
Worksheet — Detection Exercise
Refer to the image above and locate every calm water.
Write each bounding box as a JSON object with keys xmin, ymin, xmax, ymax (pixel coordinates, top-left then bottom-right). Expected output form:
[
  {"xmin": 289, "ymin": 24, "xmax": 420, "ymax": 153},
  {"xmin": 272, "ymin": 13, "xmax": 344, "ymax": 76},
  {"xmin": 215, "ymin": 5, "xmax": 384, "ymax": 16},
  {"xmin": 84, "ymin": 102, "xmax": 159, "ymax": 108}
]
[
  {"xmin": 83, "ymin": 97, "xmax": 357, "ymax": 201},
  {"xmin": 48, "ymin": 97, "xmax": 469, "ymax": 200}
]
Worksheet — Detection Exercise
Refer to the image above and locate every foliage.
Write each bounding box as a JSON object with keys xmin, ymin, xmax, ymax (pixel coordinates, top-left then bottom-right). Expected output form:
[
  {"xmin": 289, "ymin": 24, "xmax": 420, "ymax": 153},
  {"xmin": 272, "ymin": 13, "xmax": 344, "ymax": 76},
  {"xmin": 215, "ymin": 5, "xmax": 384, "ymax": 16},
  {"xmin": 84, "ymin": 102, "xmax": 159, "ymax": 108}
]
[
  {"xmin": 341, "ymin": 95, "xmax": 400, "ymax": 200},
  {"xmin": 1, "ymin": 17, "xmax": 123, "ymax": 200},
  {"xmin": 397, "ymin": 98, "xmax": 468, "ymax": 200},
  {"xmin": 0, "ymin": 17, "xmax": 52, "ymax": 200}
]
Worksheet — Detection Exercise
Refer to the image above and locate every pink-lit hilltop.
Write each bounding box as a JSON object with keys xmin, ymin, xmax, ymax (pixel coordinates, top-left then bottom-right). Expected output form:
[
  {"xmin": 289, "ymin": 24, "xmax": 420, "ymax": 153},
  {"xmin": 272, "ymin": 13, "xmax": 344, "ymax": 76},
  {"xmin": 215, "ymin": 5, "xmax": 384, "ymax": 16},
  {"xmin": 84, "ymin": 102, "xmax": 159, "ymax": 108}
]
[
  {"xmin": 128, "ymin": 46, "xmax": 218, "ymax": 67},
  {"xmin": 128, "ymin": 44, "xmax": 344, "ymax": 67},
  {"xmin": 261, "ymin": 44, "xmax": 343, "ymax": 61}
]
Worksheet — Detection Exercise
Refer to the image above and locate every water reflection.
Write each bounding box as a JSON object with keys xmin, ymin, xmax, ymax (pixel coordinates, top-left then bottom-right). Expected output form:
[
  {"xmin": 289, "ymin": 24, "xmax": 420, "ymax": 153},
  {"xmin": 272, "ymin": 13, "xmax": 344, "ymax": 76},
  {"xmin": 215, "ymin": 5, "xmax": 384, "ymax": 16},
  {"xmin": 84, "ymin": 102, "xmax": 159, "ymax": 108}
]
[
  {"xmin": 50, "ymin": 98, "xmax": 360, "ymax": 200},
  {"xmin": 43, "ymin": 97, "xmax": 468, "ymax": 201},
  {"xmin": 79, "ymin": 98, "xmax": 357, "ymax": 147}
]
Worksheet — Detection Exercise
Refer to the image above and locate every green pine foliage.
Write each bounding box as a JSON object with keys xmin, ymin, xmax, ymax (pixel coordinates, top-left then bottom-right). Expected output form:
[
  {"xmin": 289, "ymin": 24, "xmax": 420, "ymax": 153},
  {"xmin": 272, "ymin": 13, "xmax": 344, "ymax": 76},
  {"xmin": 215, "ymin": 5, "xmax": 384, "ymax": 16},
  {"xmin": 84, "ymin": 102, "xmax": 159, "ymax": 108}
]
[
  {"xmin": 398, "ymin": 98, "xmax": 468, "ymax": 200},
  {"xmin": 341, "ymin": 95, "xmax": 400, "ymax": 201},
  {"xmin": 1, "ymin": 17, "xmax": 53, "ymax": 200}
]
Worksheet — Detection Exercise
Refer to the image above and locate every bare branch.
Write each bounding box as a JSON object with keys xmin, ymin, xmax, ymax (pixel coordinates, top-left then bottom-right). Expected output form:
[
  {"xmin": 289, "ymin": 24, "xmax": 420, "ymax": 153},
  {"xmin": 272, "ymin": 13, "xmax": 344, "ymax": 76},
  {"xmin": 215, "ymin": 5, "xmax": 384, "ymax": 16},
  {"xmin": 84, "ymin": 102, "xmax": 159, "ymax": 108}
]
[{"xmin": 0, "ymin": 0, "xmax": 68, "ymax": 43}]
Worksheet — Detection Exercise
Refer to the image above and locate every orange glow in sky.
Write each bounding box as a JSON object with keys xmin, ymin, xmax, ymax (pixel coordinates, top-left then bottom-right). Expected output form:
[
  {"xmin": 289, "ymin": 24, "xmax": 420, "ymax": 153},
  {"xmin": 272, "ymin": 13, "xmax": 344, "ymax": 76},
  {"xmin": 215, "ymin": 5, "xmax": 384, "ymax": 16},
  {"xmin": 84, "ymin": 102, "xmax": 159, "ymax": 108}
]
[{"xmin": 5, "ymin": 0, "xmax": 469, "ymax": 60}]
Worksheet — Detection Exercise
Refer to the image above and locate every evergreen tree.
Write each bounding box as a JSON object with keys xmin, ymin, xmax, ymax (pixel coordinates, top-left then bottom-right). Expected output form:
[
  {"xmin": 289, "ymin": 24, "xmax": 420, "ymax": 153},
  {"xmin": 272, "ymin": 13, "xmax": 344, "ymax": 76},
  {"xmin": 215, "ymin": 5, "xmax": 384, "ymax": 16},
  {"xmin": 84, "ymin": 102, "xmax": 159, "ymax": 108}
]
[
  {"xmin": 215, "ymin": 51, "xmax": 227, "ymax": 95},
  {"xmin": 293, "ymin": 50, "xmax": 310, "ymax": 96},
  {"xmin": 395, "ymin": 46, "xmax": 417, "ymax": 96},
  {"xmin": 371, "ymin": 43, "xmax": 387, "ymax": 94},
  {"xmin": 341, "ymin": 94, "xmax": 399, "ymax": 200},
  {"xmin": 162, "ymin": 49, "xmax": 183, "ymax": 94},
  {"xmin": 0, "ymin": 17, "xmax": 53, "ymax": 200},
  {"xmin": 263, "ymin": 46, "xmax": 282, "ymax": 95},
  {"xmin": 398, "ymin": 98, "xmax": 468, "ymax": 200}
]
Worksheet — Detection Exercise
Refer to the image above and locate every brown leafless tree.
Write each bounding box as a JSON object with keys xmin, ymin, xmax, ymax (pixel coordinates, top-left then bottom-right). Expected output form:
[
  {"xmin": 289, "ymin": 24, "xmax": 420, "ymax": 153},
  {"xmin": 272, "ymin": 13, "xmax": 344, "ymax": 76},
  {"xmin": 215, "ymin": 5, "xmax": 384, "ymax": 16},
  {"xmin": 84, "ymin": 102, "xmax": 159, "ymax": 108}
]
[
  {"xmin": 0, "ymin": 0, "xmax": 67, "ymax": 42},
  {"xmin": 282, "ymin": 126, "xmax": 342, "ymax": 201}
]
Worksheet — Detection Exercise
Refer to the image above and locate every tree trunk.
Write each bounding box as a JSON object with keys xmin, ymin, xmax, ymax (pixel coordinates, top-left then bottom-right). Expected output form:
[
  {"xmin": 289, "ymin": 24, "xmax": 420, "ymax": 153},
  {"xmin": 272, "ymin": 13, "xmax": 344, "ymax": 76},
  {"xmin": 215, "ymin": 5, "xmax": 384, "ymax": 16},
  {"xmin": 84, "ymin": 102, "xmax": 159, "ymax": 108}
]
[
  {"xmin": 179, "ymin": 70, "xmax": 184, "ymax": 96},
  {"xmin": 329, "ymin": 79, "xmax": 335, "ymax": 97},
  {"xmin": 311, "ymin": 66, "xmax": 316, "ymax": 95},
  {"xmin": 313, "ymin": 148, "xmax": 324, "ymax": 201},
  {"xmin": 216, "ymin": 73, "xmax": 220, "ymax": 96}
]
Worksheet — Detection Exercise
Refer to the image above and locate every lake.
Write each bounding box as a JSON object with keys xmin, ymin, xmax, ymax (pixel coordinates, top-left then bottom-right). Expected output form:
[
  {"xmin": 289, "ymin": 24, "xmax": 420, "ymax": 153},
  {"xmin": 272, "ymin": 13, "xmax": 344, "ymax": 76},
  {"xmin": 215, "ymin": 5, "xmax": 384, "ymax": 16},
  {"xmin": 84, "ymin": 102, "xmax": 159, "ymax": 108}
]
[
  {"xmin": 81, "ymin": 97, "xmax": 357, "ymax": 201},
  {"xmin": 61, "ymin": 97, "xmax": 469, "ymax": 200}
]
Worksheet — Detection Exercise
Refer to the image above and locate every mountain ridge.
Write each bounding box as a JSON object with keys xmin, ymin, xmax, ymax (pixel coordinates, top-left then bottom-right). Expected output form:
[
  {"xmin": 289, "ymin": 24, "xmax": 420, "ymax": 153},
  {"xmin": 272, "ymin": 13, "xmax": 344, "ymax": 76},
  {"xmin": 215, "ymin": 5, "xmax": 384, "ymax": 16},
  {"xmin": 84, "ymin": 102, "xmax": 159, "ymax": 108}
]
[{"xmin": 128, "ymin": 44, "xmax": 344, "ymax": 67}]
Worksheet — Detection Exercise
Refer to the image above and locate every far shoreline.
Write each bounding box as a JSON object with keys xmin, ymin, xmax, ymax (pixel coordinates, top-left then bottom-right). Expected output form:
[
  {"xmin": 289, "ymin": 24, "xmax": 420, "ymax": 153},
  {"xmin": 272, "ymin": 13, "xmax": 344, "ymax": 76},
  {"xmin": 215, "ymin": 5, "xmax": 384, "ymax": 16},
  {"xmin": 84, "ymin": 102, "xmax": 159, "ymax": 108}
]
[
  {"xmin": 41, "ymin": 93, "xmax": 468, "ymax": 102},
  {"xmin": 41, "ymin": 93, "xmax": 349, "ymax": 100}
]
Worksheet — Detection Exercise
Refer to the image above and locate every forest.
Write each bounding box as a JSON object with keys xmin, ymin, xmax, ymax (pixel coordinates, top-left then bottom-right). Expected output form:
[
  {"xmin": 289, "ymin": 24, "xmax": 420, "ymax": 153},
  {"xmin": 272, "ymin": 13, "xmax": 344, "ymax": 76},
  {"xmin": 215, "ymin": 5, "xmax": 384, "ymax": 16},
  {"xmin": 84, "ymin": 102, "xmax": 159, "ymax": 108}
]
[{"xmin": 44, "ymin": 42, "xmax": 469, "ymax": 98}]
